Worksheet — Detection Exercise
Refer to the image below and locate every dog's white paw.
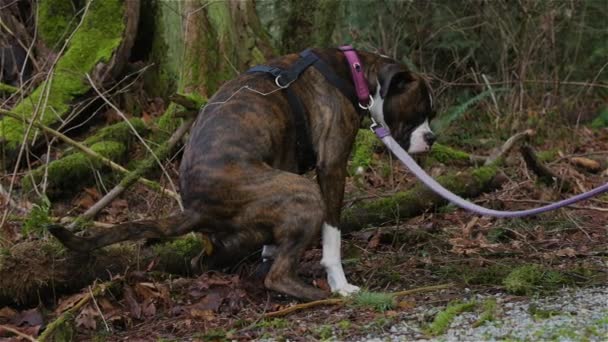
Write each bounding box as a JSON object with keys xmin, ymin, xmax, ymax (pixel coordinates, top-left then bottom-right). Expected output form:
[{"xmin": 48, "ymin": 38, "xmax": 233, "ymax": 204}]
[{"xmin": 334, "ymin": 283, "xmax": 361, "ymax": 297}]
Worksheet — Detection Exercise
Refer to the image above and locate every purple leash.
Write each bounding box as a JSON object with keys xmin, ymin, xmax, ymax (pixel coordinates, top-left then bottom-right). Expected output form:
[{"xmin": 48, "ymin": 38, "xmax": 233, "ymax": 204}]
[{"xmin": 373, "ymin": 125, "xmax": 608, "ymax": 218}]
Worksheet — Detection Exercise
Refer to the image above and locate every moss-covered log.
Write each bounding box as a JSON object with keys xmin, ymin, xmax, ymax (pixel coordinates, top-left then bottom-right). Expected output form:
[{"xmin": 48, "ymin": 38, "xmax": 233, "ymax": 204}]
[
  {"xmin": 0, "ymin": 0, "xmax": 140, "ymax": 164},
  {"xmin": 21, "ymin": 119, "xmax": 147, "ymax": 198},
  {"xmin": 0, "ymin": 235, "xmax": 206, "ymax": 307},
  {"xmin": 341, "ymin": 165, "xmax": 504, "ymax": 232}
]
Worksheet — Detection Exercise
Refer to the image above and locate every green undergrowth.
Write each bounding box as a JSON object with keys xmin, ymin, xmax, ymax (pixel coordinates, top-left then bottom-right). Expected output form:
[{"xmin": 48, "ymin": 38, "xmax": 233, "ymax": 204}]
[
  {"xmin": 426, "ymin": 300, "xmax": 477, "ymax": 335},
  {"xmin": 591, "ymin": 107, "xmax": 608, "ymax": 128},
  {"xmin": 350, "ymin": 291, "xmax": 396, "ymax": 312},
  {"xmin": 435, "ymin": 262, "xmax": 601, "ymax": 296},
  {"xmin": 22, "ymin": 197, "xmax": 53, "ymax": 237},
  {"xmin": 0, "ymin": 0, "xmax": 126, "ymax": 154},
  {"xmin": 349, "ymin": 129, "xmax": 382, "ymax": 176},
  {"xmin": 502, "ymin": 264, "xmax": 567, "ymax": 295}
]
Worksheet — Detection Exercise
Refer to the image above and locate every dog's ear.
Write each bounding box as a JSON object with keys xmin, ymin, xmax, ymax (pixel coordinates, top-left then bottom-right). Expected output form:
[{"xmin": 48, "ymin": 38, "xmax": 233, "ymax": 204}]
[{"xmin": 378, "ymin": 64, "xmax": 414, "ymax": 98}]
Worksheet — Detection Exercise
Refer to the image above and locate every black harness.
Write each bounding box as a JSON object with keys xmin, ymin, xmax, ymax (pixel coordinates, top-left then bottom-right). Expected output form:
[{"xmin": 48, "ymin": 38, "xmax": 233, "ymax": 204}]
[{"xmin": 246, "ymin": 49, "xmax": 362, "ymax": 173}]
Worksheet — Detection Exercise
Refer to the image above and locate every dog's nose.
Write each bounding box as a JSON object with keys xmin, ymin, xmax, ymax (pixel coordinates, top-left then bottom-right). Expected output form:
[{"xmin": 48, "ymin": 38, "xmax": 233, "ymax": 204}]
[{"xmin": 423, "ymin": 132, "xmax": 436, "ymax": 146}]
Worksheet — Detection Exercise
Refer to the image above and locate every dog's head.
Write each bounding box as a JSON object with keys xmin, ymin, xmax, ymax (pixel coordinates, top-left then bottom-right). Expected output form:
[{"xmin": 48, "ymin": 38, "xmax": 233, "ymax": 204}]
[{"xmin": 369, "ymin": 64, "xmax": 436, "ymax": 154}]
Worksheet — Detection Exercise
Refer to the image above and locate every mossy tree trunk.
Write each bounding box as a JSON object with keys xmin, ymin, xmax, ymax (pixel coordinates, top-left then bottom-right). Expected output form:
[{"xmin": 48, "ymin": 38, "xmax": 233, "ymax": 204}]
[
  {"xmin": 280, "ymin": 0, "xmax": 341, "ymax": 53},
  {"xmin": 0, "ymin": 0, "xmax": 140, "ymax": 166}
]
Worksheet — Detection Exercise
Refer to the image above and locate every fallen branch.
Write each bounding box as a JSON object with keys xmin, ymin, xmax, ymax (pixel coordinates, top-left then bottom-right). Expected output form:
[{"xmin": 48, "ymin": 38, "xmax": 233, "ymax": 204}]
[
  {"xmin": 264, "ymin": 283, "xmax": 452, "ymax": 318},
  {"xmin": 485, "ymin": 129, "xmax": 534, "ymax": 165},
  {"xmin": 520, "ymin": 143, "xmax": 571, "ymax": 191},
  {"xmin": 0, "ymin": 109, "xmax": 179, "ymax": 201}
]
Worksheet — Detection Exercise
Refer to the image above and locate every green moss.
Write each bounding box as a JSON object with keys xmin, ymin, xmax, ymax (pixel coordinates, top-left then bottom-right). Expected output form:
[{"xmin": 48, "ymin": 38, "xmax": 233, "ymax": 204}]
[
  {"xmin": 341, "ymin": 165, "xmax": 499, "ymax": 229},
  {"xmin": 427, "ymin": 301, "xmax": 477, "ymax": 336},
  {"xmin": 23, "ymin": 197, "xmax": 53, "ymax": 237},
  {"xmin": 349, "ymin": 129, "xmax": 382, "ymax": 175},
  {"xmin": 83, "ymin": 118, "xmax": 147, "ymax": 146},
  {"xmin": 37, "ymin": 0, "xmax": 77, "ymax": 49},
  {"xmin": 351, "ymin": 291, "xmax": 396, "ymax": 312},
  {"xmin": 22, "ymin": 141, "xmax": 127, "ymax": 196},
  {"xmin": 473, "ymin": 299, "xmax": 497, "ymax": 327},
  {"xmin": 0, "ymin": 82, "xmax": 18, "ymax": 94},
  {"xmin": 503, "ymin": 264, "xmax": 566, "ymax": 295},
  {"xmin": 152, "ymin": 235, "xmax": 205, "ymax": 274},
  {"xmin": 428, "ymin": 143, "xmax": 470, "ymax": 164},
  {"xmin": 0, "ymin": 0, "xmax": 126, "ymax": 153},
  {"xmin": 537, "ymin": 149, "xmax": 558, "ymax": 163},
  {"xmin": 472, "ymin": 165, "xmax": 499, "ymax": 184},
  {"xmin": 591, "ymin": 107, "xmax": 608, "ymax": 128}
]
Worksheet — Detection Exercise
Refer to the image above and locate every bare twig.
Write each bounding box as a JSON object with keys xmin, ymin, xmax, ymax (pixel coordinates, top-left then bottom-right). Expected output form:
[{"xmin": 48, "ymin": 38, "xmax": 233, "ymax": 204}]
[
  {"xmin": 264, "ymin": 283, "xmax": 452, "ymax": 318},
  {"xmin": 520, "ymin": 144, "xmax": 571, "ymax": 191},
  {"xmin": 485, "ymin": 129, "xmax": 534, "ymax": 165},
  {"xmin": 86, "ymin": 73, "xmax": 183, "ymax": 210}
]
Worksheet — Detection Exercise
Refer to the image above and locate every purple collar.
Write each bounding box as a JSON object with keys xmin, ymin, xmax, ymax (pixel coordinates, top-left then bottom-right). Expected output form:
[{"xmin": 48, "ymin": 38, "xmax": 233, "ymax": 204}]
[{"xmin": 339, "ymin": 45, "xmax": 371, "ymax": 109}]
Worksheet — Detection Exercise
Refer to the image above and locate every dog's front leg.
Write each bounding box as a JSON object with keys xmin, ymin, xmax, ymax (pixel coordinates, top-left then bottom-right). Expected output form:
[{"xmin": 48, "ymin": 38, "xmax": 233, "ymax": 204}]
[{"xmin": 317, "ymin": 159, "xmax": 360, "ymax": 296}]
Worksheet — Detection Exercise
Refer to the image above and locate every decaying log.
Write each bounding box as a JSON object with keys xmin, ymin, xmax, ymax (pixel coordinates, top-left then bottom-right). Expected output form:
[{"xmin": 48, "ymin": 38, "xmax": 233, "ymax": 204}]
[
  {"xmin": 520, "ymin": 144, "xmax": 572, "ymax": 191},
  {"xmin": 0, "ymin": 235, "xmax": 206, "ymax": 307}
]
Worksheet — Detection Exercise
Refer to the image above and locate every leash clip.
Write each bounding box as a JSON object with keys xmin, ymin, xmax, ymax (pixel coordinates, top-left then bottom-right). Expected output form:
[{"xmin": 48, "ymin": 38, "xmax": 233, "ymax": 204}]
[
  {"xmin": 275, "ymin": 74, "xmax": 296, "ymax": 89},
  {"xmin": 369, "ymin": 117, "xmax": 380, "ymax": 132},
  {"xmin": 358, "ymin": 95, "xmax": 374, "ymax": 110}
]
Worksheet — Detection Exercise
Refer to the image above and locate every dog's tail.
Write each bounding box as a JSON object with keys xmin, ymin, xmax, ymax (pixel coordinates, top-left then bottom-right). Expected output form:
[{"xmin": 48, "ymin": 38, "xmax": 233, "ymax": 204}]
[{"xmin": 47, "ymin": 209, "xmax": 207, "ymax": 253}]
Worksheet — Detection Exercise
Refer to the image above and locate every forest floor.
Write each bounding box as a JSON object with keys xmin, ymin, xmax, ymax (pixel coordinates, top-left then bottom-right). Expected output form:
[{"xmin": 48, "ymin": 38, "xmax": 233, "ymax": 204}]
[{"xmin": 1, "ymin": 116, "xmax": 607, "ymax": 341}]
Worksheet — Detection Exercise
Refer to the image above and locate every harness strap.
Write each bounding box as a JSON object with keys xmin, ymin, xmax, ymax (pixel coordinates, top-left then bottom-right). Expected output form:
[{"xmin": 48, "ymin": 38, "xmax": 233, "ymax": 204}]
[
  {"xmin": 246, "ymin": 48, "xmax": 366, "ymax": 173},
  {"xmin": 247, "ymin": 53, "xmax": 320, "ymax": 173},
  {"xmin": 301, "ymin": 49, "xmax": 360, "ymax": 111}
]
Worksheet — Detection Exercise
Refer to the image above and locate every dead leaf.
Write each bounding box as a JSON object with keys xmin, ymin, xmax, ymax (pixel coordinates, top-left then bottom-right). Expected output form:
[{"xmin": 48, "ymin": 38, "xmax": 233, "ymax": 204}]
[
  {"xmin": 190, "ymin": 308, "xmax": 214, "ymax": 320},
  {"xmin": 55, "ymin": 292, "xmax": 87, "ymax": 315},
  {"xmin": 570, "ymin": 157, "xmax": 602, "ymax": 173},
  {"xmin": 141, "ymin": 298, "xmax": 157, "ymax": 317},
  {"xmin": 313, "ymin": 278, "xmax": 331, "ymax": 292},
  {"xmin": 397, "ymin": 300, "xmax": 416, "ymax": 310},
  {"xmin": 75, "ymin": 305, "xmax": 98, "ymax": 330},
  {"xmin": 0, "ymin": 307, "xmax": 17, "ymax": 320},
  {"xmin": 123, "ymin": 285, "xmax": 142, "ymax": 319},
  {"xmin": 554, "ymin": 247, "xmax": 577, "ymax": 257},
  {"xmin": 367, "ymin": 229, "xmax": 382, "ymax": 249},
  {"xmin": 194, "ymin": 292, "xmax": 223, "ymax": 312},
  {"xmin": 12, "ymin": 309, "xmax": 43, "ymax": 327}
]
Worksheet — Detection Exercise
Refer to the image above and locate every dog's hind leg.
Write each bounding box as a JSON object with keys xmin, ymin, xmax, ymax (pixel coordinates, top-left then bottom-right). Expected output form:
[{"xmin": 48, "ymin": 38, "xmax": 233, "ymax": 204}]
[{"xmin": 242, "ymin": 171, "xmax": 327, "ymax": 301}]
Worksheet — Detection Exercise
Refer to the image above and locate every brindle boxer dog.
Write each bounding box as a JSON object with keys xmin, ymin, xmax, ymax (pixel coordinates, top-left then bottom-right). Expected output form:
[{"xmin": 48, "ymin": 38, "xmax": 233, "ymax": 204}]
[{"xmin": 48, "ymin": 48, "xmax": 436, "ymax": 301}]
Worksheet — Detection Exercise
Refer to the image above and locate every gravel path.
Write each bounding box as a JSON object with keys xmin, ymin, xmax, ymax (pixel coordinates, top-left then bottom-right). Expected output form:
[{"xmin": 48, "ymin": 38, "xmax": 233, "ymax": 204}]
[{"xmin": 360, "ymin": 286, "xmax": 608, "ymax": 342}]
